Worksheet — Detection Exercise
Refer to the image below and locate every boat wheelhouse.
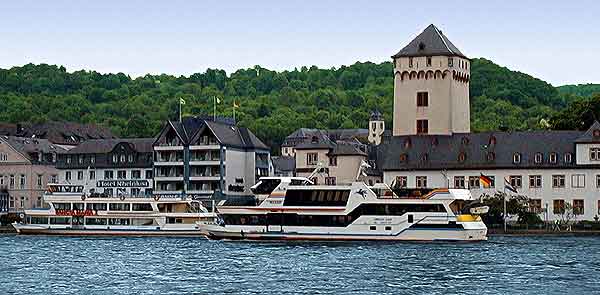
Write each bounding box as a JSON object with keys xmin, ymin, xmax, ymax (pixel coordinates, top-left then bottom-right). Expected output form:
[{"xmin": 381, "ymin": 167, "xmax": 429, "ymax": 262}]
[
  {"xmin": 12, "ymin": 184, "xmax": 216, "ymax": 236},
  {"xmin": 201, "ymin": 177, "xmax": 488, "ymax": 241}
]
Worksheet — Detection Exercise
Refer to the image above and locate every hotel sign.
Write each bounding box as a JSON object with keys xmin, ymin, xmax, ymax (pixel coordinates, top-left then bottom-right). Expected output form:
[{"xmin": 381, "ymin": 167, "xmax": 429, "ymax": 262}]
[{"xmin": 96, "ymin": 180, "xmax": 150, "ymax": 188}]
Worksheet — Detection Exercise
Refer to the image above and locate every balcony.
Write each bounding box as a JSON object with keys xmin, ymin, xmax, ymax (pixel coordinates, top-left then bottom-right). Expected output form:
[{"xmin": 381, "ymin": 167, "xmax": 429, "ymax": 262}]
[
  {"xmin": 154, "ymin": 176, "xmax": 184, "ymax": 182},
  {"xmin": 189, "ymin": 145, "xmax": 220, "ymax": 150},
  {"xmin": 154, "ymin": 145, "xmax": 184, "ymax": 151},
  {"xmin": 189, "ymin": 176, "xmax": 220, "ymax": 181}
]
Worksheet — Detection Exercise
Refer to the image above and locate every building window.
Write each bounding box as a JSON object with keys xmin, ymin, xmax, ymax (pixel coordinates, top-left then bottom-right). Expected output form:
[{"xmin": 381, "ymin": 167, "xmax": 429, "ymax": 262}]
[
  {"xmin": 573, "ymin": 199, "xmax": 584, "ymax": 215},
  {"xmin": 37, "ymin": 174, "xmax": 43, "ymax": 188},
  {"xmin": 572, "ymin": 174, "xmax": 585, "ymax": 188},
  {"xmin": 325, "ymin": 177, "xmax": 336, "ymax": 185},
  {"xmin": 509, "ymin": 175, "xmax": 522, "ymax": 188},
  {"xmin": 311, "ymin": 177, "xmax": 318, "ymax": 185},
  {"xmin": 89, "ymin": 171, "xmax": 96, "ymax": 180},
  {"xmin": 120, "ymin": 154, "xmax": 126, "ymax": 163},
  {"xmin": 409, "ymin": 57, "xmax": 413, "ymax": 68},
  {"xmin": 416, "ymin": 92, "xmax": 429, "ymax": 107},
  {"xmin": 307, "ymin": 153, "xmax": 318, "ymax": 165},
  {"xmin": 145, "ymin": 170, "xmax": 153, "ymax": 179},
  {"xmin": 0, "ymin": 152, "xmax": 7, "ymax": 161},
  {"xmin": 90, "ymin": 155, "xmax": 95, "ymax": 164},
  {"xmin": 66, "ymin": 156, "xmax": 72, "ymax": 164},
  {"xmin": 395, "ymin": 176, "xmax": 407, "ymax": 188},
  {"xmin": 19, "ymin": 174, "xmax": 26, "ymax": 189},
  {"xmin": 454, "ymin": 176, "xmax": 465, "ymax": 188},
  {"xmin": 426, "ymin": 56, "xmax": 432, "ymax": 66},
  {"xmin": 329, "ymin": 156, "xmax": 337, "ymax": 166},
  {"xmin": 416, "ymin": 176, "xmax": 427, "ymax": 188},
  {"xmin": 104, "ymin": 188, "xmax": 113, "ymax": 196},
  {"xmin": 553, "ymin": 199, "xmax": 565, "ymax": 214},
  {"xmin": 513, "ymin": 153, "xmax": 521, "ymax": 164},
  {"xmin": 483, "ymin": 176, "xmax": 496, "ymax": 188},
  {"xmin": 9, "ymin": 175, "xmax": 15, "ymax": 189},
  {"xmin": 552, "ymin": 175, "xmax": 566, "ymax": 188},
  {"xmin": 591, "ymin": 148, "xmax": 600, "ymax": 161},
  {"xmin": 112, "ymin": 154, "xmax": 118, "ymax": 163},
  {"xmin": 448, "ymin": 57, "xmax": 454, "ymax": 67},
  {"xmin": 117, "ymin": 170, "xmax": 127, "ymax": 180},
  {"xmin": 78, "ymin": 155, "xmax": 83, "ymax": 164},
  {"xmin": 104, "ymin": 170, "xmax": 114, "ymax": 180},
  {"xmin": 52, "ymin": 153, "xmax": 56, "ymax": 163},
  {"xmin": 132, "ymin": 170, "xmax": 141, "ymax": 179},
  {"xmin": 468, "ymin": 176, "xmax": 480, "ymax": 189},
  {"xmin": 131, "ymin": 188, "xmax": 141, "ymax": 196},
  {"xmin": 549, "ymin": 153, "xmax": 557, "ymax": 164},
  {"xmin": 77, "ymin": 171, "xmax": 84, "ymax": 181},
  {"xmin": 416, "ymin": 120, "xmax": 428, "ymax": 134},
  {"xmin": 0, "ymin": 174, "xmax": 4, "ymax": 186},
  {"xmin": 534, "ymin": 153, "xmax": 543, "ymax": 164},
  {"xmin": 529, "ymin": 199, "xmax": 542, "ymax": 214},
  {"xmin": 564, "ymin": 153, "xmax": 573, "ymax": 163},
  {"xmin": 529, "ymin": 175, "xmax": 542, "ymax": 188},
  {"xmin": 51, "ymin": 175, "xmax": 57, "ymax": 183},
  {"xmin": 128, "ymin": 155, "xmax": 134, "ymax": 163}
]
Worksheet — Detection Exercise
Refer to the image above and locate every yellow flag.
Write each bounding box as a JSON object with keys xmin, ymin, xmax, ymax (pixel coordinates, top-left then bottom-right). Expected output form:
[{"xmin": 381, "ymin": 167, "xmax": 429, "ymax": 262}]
[
  {"xmin": 179, "ymin": 98, "xmax": 186, "ymax": 105},
  {"xmin": 233, "ymin": 101, "xmax": 240, "ymax": 108}
]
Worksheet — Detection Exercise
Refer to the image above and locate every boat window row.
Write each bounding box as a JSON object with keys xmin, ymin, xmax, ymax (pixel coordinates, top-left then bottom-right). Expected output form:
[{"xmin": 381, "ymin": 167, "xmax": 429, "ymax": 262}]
[
  {"xmin": 223, "ymin": 203, "xmax": 447, "ymax": 227},
  {"xmin": 29, "ymin": 216, "xmax": 155, "ymax": 226},
  {"xmin": 53, "ymin": 202, "xmax": 154, "ymax": 212},
  {"xmin": 283, "ymin": 189, "xmax": 351, "ymax": 206}
]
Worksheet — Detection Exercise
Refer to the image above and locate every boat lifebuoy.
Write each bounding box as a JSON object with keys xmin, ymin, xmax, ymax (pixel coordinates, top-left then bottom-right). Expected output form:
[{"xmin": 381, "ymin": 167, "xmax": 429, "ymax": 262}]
[
  {"xmin": 120, "ymin": 195, "xmax": 126, "ymax": 201},
  {"xmin": 153, "ymin": 195, "xmax": 160, "ymax": 201}
]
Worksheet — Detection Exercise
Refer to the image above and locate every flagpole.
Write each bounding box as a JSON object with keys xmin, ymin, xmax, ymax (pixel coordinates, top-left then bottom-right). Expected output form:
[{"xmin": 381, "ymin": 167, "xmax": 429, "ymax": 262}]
[
  {"xmin": 213, "ymin": 96, "xmax": 217, "ymax": 121},
  {"xmin": 179, "ymin": 99, "xmax": 182, "ymax": 122},
  {"xmin": 503, "ymin": 185, "xmax": 507, "ymax": 233},
  {"xmin": 233, "ymin": 103, "xmax": 236, "ymax": 123}
]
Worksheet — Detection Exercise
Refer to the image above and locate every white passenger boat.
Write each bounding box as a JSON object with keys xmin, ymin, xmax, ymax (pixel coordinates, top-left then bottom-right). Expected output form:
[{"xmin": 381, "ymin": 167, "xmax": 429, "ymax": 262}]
[
  {"xmin": 201, "ymin": 177, "xmax": 488, "ymax": 242},
  {"xmin": 12, "ymin": 184, "xmax": 216, "ymax": 236}
]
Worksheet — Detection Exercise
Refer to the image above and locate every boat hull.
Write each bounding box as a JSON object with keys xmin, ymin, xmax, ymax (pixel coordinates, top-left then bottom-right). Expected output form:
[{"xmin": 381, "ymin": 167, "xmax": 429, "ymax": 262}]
[
  {"xmin": 12, "ymin": 223, "xmax": 208, "ymax": 237},
  {"xmin": 202, "ymin": 224, "xmax": 488, "ymax": 242}
]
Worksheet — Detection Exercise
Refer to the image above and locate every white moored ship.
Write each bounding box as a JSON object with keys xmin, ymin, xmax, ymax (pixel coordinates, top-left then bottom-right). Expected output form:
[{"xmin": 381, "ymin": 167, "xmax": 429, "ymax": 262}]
[
  {"xmin": 12, "ymin": 184, "xmax": 216, "ymax": 236},
  {"xmin": 201, "ymin": 177, "xmax": 488, "ymax": 242}
]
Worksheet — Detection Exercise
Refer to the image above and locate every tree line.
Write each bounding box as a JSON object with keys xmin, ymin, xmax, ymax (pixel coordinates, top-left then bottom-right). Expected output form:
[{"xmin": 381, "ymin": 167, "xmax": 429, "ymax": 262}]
[{"xmin": 0, "ymin": 59, "xmax": 597, "ymax": 153}]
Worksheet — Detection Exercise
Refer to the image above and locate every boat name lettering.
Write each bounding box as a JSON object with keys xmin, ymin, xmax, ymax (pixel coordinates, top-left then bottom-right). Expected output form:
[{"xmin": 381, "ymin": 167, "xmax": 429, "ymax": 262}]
[
  {"xmin": 56, "ymin": 209, "xmax": 97, "ymax": 216},
  {"xmin": 96, "ymin": 180, "xmax": 149, "ymax": 188}
]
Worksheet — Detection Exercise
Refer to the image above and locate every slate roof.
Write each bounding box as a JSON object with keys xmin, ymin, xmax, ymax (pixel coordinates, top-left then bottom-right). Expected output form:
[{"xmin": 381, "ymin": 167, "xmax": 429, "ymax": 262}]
[
  {"xmin": 392, "ymin": 24, "xmax": 466, "ymax": 59},
  {"xmin": 575, "ymin": 121, "xmax": 600, "ymax": 143},
  {"xmin": 2, "ymin": 136, "xmax": 66, "ymax": 160},
  {"xmin": 160, "ymin": 116, "xmax": 269, "ymax": 150},
  {"xmin": 330, "ymin": 141, "xmax": 368, "ymax": 156},
  {"xmin": 282, "ymin": 128, "xmax": 369, "ymax": 147},
  {"xmin": 272, "ymin": 156, "xmax": 296, "ymax": 173},
  {"xmin": 0, "ymin": 122, "xmax": 116, "ymax": 145},
  {"xmin": 64, "ymin": 138, "xmax": 155, "ymax": 154},
  {"xmin": 377, "ymin": 131, "xmax": 585, "ymax": 171}
]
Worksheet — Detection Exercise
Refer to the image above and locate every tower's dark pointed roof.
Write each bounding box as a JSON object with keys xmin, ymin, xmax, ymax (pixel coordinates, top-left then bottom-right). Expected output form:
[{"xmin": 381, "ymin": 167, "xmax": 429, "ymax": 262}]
[
  {"xmin": 392, "ymin": 24, "xmax": 466, "ymax": 59},
  {"xmin": 575, "ymin": 120, "xmax": 600, "ymax": 143}
]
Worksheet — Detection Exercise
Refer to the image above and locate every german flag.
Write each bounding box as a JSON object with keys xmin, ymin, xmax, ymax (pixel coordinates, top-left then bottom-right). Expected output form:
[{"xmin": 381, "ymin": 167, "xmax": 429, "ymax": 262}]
[{"xmin": 480, "ymin": 174, "xmax": 493, "ymax": 188}]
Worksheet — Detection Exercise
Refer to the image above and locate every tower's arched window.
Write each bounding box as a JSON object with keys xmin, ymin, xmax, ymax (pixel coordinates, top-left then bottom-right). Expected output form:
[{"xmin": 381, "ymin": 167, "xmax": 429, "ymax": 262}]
[{"xmin": 534, "ymin": 153, "xmax": 543, "ymax": 164}]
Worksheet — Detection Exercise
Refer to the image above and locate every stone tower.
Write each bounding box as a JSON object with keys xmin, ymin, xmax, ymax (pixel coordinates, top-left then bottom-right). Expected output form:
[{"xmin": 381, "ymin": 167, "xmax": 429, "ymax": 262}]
[
  {"xmin": 368, "ymin": 110, "xmax": 385, "ymax": 145},
  {"xmin": 391, "ymin": 24, "xmax": 470, "ymax": 136}
]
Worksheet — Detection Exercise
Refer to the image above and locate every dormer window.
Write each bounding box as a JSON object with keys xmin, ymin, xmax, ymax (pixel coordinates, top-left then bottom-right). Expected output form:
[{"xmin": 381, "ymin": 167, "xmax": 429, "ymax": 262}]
[
  {"xmin": 78, "ymin": 155, "xmax": 83, "ymax": 164},
  {"xmin": 513, "ymin": 153, "xmax": 521, "ymax": 164},
  {"xmin": 458, "ymin": 152, "xmax": 466, "ymax": 163},
  {"xmin": 487, "ymin": 152, "xmax": 496, "ymax": 162},
  {"xmin": 66, "ymin": 156, "xmax": 72, "ymax": 164},
  {"xmin": 418, "ymin": 42, "xmax": 425, "ymax": 51},
  {"xmin": 534, "ymin": 153, "xmax": 543, "ymax": 164},
  {"xmin": 90, "ymin": 155, "xmax": 95, "ymax": 164},
  {"xmin": 593, "ymin": 129, "xmax": 600, "ymax": 137},
  {"xmin": 120, "ymin": 154, "xmax": 126, "ymax": 163},
  {"xmin": 426, "ymin": 57, "xmax": 432, "ymax": 67},
  {"xmin": 564, "ymin": 153, "xmax": 573, "ymax": 163},
  {"xmin": 399, "ymin": 154, "xmax": 408, "ymax": 162},
  {"xmin": 128, "ymin": 155, "xmax": 134, "ymax": 163},
  {"xmin": 461, "ymin": 137, "xmax": 470, "ymax": 145},
  {"xmin": 112, "ymin": 154, "xmax": 118, "ymax": 163},
  {"xmin": 549, "ymin": 152, "xmax": 557, "ymax": 164}
]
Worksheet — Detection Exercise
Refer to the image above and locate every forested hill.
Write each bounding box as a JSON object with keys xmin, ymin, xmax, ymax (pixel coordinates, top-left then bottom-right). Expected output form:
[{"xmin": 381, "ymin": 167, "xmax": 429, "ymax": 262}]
[
  {"xmin": 0, "ymin": 58, "xmax": 579, "ymax": 150},
  {"xmin": 557, "ymin": 84, "xmax": 600, "ymax": 98}
]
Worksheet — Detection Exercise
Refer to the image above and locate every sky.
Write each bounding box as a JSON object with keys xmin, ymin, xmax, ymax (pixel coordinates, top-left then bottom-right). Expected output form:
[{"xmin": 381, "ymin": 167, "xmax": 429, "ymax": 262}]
[{"xmin": 0, "ymin": 0, "xmax": 598, "ymax": 86}]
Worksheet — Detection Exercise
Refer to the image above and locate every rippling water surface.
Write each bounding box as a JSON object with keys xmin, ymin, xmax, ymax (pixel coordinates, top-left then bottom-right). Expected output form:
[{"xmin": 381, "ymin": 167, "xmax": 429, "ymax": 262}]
[{"xmin": 1, "ymin": 235, "xmax": 599, "ymax": 294}]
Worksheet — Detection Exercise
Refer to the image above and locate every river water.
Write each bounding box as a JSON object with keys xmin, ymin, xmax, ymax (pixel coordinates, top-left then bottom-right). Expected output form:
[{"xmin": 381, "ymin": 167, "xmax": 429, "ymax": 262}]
[{"xmin": 0, "ymin": 235, "xmax": 598, "ymax": 294}]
